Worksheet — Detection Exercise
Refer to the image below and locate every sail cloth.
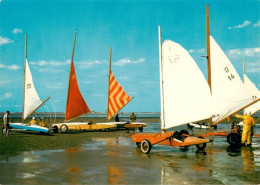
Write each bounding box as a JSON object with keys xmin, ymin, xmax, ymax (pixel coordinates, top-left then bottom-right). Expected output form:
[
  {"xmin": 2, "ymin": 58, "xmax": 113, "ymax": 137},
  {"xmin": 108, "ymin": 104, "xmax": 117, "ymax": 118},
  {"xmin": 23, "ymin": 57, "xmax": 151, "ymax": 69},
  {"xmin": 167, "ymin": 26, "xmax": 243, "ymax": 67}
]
[
  {"xmin": 23, "ymin": 59, "xmax": 44, "ymax": 120},
  {"xmin": 243, "ymin": 74, "xmax": 260, "ymax": 115},
  {"xmin": 107, "ymin": 70, "xmax": 131, "ymax": 120},
  {"xmin": 210, "ymin": 36, "xmax": 254, "ymax": 123},
  {"xmin": 160, "ymin": 40, "xmax": 212, "ymax": 130},
  {"xmin": 65, "ymin": 61, "xmax": 91, "ymax": 122}
]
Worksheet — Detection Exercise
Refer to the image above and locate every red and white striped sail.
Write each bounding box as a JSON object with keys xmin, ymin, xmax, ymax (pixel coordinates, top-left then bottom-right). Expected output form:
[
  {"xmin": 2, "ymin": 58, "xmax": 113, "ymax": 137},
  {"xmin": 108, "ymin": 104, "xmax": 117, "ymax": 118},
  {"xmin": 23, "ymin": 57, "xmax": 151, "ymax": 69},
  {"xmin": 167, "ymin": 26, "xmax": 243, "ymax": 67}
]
[{"xmin": 107, "ymin": 70, "xmax": 131, "ymax": 120}]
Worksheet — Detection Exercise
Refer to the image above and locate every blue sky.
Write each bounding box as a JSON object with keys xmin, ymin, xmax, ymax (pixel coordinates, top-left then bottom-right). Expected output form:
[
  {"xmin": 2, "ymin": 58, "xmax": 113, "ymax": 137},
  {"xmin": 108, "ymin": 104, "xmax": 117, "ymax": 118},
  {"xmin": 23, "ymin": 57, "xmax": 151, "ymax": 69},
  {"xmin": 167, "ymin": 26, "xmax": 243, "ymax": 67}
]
[{"xmin": 0, "ymin": 0, "xmax": 259, "ymax": 113}]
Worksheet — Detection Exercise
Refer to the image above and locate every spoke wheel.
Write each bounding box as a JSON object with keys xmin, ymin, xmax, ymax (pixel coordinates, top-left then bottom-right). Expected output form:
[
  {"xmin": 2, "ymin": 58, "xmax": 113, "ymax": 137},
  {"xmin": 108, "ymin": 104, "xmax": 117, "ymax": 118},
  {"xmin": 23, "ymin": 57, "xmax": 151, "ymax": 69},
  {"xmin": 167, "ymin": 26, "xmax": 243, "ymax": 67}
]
[
  {"xmin": 140, "ymin": 139, "xmax": 152, "ymax": 154},
  {"xmin": 60, "ymin": 124, "xmax": 68, "ymax": 133}
]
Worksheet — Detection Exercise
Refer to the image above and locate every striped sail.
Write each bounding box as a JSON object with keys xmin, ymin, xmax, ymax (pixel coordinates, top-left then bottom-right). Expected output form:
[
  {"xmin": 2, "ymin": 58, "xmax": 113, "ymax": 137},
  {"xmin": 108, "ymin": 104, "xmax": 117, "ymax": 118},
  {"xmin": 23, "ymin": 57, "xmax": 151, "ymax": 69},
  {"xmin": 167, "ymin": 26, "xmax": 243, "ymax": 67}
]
[{"xmin": 107, "ymin": 70, "xmax": 131, "ymax": 120}]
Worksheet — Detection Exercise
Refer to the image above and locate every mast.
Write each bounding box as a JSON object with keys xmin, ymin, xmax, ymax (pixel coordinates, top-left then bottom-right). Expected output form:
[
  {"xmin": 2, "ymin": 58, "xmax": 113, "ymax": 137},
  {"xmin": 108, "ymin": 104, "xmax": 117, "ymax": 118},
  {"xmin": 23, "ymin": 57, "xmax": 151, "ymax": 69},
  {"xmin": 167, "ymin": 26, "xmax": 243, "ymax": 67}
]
[
  {"xmin": 243, "ymin": 58, "xmax": 245, "ymax": 83},
  {"xmin": 107, "ymin": 46, "xmax": 112, "ymax": 120},
  {"xmin": 22, "ymin": 35, "xmax": 27, "ymax": 123},
  {"xmin": 158, "ymin": 26, "xmax": 165, "ymax": 131},
  {"xmin": 206, "ymin": 4, "xmax": 213, "ymax": 131},
  {"xmin": 65, "ymin": 31, "xmax": 77, "ymax": 122}
]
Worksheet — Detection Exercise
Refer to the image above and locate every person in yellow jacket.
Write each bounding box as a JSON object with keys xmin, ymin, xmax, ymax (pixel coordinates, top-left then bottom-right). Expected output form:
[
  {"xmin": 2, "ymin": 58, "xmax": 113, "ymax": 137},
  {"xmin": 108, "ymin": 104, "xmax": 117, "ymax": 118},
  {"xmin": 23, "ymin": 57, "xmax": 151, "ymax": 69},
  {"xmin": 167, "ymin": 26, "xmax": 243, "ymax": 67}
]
[
  {"xmin": 29, "ymin": 117, "xmax": 37, "ymax": 126},
  {"xmin": 39, "ymin": 117, "xmax": 47, "ymax": 127},
  {"xmin": 235, "ymin": 113, "xmax": 255, "ymax": 146}
]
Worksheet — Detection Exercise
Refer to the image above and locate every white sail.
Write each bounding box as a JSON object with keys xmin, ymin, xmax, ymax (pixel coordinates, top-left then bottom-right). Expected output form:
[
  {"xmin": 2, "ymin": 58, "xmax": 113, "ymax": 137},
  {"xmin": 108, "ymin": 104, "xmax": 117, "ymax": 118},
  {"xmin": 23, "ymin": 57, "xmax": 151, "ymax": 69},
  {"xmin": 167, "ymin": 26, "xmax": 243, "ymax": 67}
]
[
  {"xmin": 161, "ymin": 40, "xmax": 212, "ymax": 130},
  {"xmin": 210, "ymin": 36, "xmax": 254, "ymax": 123},
  {"xmin": 243, "ymin": 74, "xmax": 260, "ymax": 115},
  {"xmin": 23, "ymin": 59, "xmax": 43, "ymax": 120}
]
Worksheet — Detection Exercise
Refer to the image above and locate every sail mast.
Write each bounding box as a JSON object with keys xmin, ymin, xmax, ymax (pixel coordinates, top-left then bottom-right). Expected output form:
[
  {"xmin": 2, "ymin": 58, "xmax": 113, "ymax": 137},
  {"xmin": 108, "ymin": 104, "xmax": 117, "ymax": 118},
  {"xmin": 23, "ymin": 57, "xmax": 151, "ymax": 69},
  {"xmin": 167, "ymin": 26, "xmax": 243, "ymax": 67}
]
[
  {"xmin": 22, "ymin": 35, "xmax": 27, "ymax": 123},
  {"xmin": 158, "ymin": 26, "xmax": 165, "ymax": 130},
  {"xmin": 243, "ymin": 58, "xmax": 245, "ymax": 83},
  {"xmin": 65, "ymin": 31, "xmax": 77, "ymax": 122},
  {"xmin": 206, "ymin": 4, "xmax": 213, "ymax": 131},
  {"xmin": 107, "ymin": 47, "xmax": 112, "ymax": 120}
]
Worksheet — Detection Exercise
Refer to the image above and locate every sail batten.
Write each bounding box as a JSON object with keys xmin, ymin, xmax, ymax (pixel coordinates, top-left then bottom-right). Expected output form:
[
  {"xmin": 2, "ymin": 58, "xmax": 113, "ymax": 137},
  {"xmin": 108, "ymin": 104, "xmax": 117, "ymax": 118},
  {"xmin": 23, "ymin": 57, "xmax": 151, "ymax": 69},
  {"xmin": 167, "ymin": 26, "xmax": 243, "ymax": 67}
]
[{"xmin": 161, "ymin": 40, "xmax": 212, "ymax": 130}]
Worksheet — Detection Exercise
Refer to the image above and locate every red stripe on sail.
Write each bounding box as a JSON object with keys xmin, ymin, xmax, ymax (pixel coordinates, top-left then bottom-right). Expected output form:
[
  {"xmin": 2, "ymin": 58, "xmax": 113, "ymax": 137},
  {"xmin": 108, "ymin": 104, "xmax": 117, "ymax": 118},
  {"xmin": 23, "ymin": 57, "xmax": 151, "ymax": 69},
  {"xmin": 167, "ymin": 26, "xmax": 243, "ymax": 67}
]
[
  {"xmin": 107, "ymin": 71, "xmax": 131, "ymax": 120},
  {"xmin": 65, "ymin": 61, "xmax": 91, "ymax": 121}
]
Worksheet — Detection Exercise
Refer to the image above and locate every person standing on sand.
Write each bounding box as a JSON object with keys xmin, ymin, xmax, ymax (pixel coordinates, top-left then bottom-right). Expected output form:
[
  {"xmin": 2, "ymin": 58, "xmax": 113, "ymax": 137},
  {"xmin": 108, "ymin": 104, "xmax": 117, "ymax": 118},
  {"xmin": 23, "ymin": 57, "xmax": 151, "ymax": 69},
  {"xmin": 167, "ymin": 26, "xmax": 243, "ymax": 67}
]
[
  {"xmin": 235, "ymin": 113, "xmax": 255, "ymax": 146},
  {"xmin": 130, "ymin": 113, "xmax": 136, "ymax": 122},
  {"xmin": 3, "ymin": 110, "xmax": 10, "ymax": 137},
  {"xmin": 115, "ymin": 114, "xmax": 119, "ymax": 122}
]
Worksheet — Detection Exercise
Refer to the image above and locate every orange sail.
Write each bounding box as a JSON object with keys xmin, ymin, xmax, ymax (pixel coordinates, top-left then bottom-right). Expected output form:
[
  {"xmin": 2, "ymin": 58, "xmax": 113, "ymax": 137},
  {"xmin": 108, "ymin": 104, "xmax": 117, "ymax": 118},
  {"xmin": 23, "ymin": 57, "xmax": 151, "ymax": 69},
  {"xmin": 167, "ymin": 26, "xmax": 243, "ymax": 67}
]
[
  {"xmin": 65, "ymin": 60, "xmax": 91, "ymax": 122},
  {"xmin": 107, "ymin": 70, "xmax": 131, "ymax": 120}
]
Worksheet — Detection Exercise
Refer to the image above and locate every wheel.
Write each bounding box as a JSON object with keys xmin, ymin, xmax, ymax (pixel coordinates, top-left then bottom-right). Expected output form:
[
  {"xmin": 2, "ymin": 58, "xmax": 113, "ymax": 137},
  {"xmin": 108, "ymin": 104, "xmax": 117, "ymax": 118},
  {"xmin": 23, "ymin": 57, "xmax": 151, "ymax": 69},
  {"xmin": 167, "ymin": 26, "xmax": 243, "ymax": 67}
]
[
  {"xmin": 213, "ymin": 125, "xmax": 217, "ymax": 129},
  {"xmin": 53, "ymin": 126, "xmax": 58, "ymax": 133},
  {"xmin": 227, "ymin": 133, "xmax": 241, "ymax": 147},
  {"xmin": 104, "ymin": 128, "xmax": 110, "ymax": 132},
  {"xmin": 196, "ymin": 143, "xmax": 207, "ymax": 150},
  {"xmin": 136, "ymin": 142, "xmax": 141, "ymax": 148},
  {"xmin": 140, "ymin": 139, "xmax": 152, "ymax": 154},
  {"xmin": 60, "ymin": 124, "xmax": 68, "ymax": 133},
  {"xmin": 196, "ymin": 136, "xmax": 207, "ymax": 150},
  {"xmin": 138, "ymin": 127, "xmax": 143, "ymax": 132}
]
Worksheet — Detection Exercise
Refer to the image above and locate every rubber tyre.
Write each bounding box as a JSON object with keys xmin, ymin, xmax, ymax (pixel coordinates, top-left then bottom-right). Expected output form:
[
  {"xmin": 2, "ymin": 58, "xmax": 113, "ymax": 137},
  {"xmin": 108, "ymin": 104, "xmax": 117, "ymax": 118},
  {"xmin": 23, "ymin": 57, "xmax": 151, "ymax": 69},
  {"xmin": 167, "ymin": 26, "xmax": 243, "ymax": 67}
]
[
  {"xmin": 140, "ymin": 139, "xmax": 152, "ymax": 154},
  {"xmin": 196, "ymin": 143, "xmax": 207, "ymax": 150},
  {"xmin": 53, "ymin": 126, "xmax": 58, "ymax": 133},
  {"xmin": 138, "ymin": 127, "xmax": 143, "ymax": 132},
  {"xmin": 227, "ymin": 133, "xmax": 241, "ymax": 147},
  {"xmin": 60, "ymin": 124, "xmax": 68, "ymax": 133},
  {"xmin": 196, "ymin": 136, "xmax": 207, "ymax": 150},
  {"xmin": 136, "ymin": 142, "xmax": 141, "ymax": 148}
]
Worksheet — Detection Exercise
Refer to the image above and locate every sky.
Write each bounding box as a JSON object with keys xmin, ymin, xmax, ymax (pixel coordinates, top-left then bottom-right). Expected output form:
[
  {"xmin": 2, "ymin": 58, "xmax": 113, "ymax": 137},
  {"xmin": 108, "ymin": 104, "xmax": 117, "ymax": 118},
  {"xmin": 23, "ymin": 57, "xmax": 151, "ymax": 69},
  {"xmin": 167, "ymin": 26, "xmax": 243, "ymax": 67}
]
[{"xmin": 0, "ymin": 0, "xmax": 259, "ymax": 114}]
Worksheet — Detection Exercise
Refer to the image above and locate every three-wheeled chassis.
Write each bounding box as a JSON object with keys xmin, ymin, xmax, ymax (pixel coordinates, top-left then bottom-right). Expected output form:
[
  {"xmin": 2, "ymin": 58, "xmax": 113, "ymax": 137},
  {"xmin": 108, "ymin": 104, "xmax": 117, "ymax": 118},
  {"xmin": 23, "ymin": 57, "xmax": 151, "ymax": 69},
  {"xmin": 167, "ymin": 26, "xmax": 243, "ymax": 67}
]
[
  {"xmin": 202, "ymin": 128, "xmax": 260, "ymax": 147},
  {"xmin": 132, "ymin": 130, "xmax": 210, "ymax": 154}
]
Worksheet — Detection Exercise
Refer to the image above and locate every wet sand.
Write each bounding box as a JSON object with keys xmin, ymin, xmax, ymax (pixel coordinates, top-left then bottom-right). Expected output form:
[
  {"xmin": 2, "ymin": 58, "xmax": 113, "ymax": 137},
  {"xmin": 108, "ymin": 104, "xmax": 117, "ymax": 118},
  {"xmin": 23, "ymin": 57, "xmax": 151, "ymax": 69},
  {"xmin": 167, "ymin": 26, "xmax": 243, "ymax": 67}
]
[{"xmin": 0, "ymin": 119, "xmax": 259, "ymax": 184}]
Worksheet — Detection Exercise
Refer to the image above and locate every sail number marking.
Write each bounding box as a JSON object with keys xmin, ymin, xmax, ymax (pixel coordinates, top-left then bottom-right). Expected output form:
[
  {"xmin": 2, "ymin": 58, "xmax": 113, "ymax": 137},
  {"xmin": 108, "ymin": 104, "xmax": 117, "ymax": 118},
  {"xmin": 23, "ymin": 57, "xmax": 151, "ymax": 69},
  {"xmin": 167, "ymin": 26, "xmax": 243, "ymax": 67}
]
[
  {"xmin": 27, "ymin": 83, "xmax": 31, "ymax": 89},
  {"xmin": 224, "ymin": 67, "xmax": 234, "ymax": 81},
  {"xmin": 168, "ymin": 55, "xmax": 179, "ymax": 63}
]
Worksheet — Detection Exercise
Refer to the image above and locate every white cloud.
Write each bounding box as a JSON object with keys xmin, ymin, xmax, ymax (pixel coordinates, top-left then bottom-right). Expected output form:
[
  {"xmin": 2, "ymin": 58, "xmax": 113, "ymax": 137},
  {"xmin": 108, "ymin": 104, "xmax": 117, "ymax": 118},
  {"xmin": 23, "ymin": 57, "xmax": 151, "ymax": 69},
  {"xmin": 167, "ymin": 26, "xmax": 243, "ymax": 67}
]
[
  {"xmin": 114, "ymin": 57, "xmax": 146, "ymax": 66},
  {"xmin": 0, "ymin": 36, "xmax": 14, "ymax": 46},
  {"xmin": 0, "ymin": 92, "xmax": 12, "ymax": 100},
  {"xmin": 228, "ymin": 20, "xmax": 251, "ymax": 29},
  {"xmin": 253, "ymin": 20, "xmax": 260, "ymax": 27},
  {"xmin": 188, "ymin": 49, "xmax": 205, "ymax": 54},
  {"xmin": 12, "ymin": 28, "xmax": 23, "ymax": 34},
  {"xmin": 246, "ymin": 67, "xmax": 260, "ymax": 73},
  {"xmin": 30, "ymin": 60, "xmax": 70, "ymax": 67},
  {"xmin": 76, "ymin": 60, "xmax": 104, "ymax": 68},
  {"xmin": 46, "ymin": 83, "xmax": 65, "ymax": 89},
  {"xmin": 0, "ymin": 63, "xmax": 20, "ymax": 70},
  {"xmin": 227, "ymin": 48, "xmax": 260, "ymax": 59},
  {"xmin": 0, "ymin": 80, "xmax": 13, "ymax": 85}
]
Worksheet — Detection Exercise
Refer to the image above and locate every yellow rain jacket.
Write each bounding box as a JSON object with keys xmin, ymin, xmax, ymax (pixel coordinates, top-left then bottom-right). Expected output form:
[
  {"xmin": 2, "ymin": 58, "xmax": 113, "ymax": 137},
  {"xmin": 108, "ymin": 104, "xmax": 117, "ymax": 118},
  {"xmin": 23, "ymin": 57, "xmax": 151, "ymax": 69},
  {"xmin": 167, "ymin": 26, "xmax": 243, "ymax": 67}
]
[{"xmin": 235, "ymin": 114, "xmax": 255, "ymax": 145}]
